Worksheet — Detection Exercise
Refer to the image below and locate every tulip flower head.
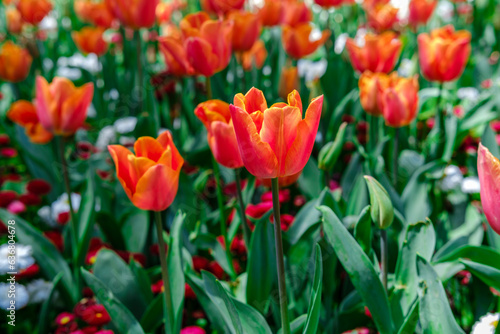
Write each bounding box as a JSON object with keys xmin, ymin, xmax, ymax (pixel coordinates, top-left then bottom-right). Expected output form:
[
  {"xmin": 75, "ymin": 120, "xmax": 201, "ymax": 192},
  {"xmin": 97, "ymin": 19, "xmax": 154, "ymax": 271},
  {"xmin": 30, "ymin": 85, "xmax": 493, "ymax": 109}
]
[
  {"xmin": 72, "ymin": 27, "xmax": 108, "ymax": 56},
  {"xmin": 359, "ymin": 71, "xmax": 390, "ymax": 116},
  {"xmin": 281, "ymin": 1, "xmax": 312, "ymax": 27},
  {"xmin": 278, "ymin": 66, "xmax": 299, "ymax": 100},
  {"xmin": 7, "ymin": 100, "xmax": 53, "ymax": 144},
  {"xmin": 6, "ymin": 7, "xmax": 24, "ymax": 34},
  {"xmin": 315, "ymin": 0, "xmax": 351, "ymax": 8},
  {"xmin": 74, "ymin": 0, "xmax": 116, "ymax": 28},
  {"xmin": 16, "ymin": 0, "xmax": 52, "ymax": 25},
  {"xmin": 195, "ymin": 100, "xmax": 244, "ymax": 169},
  {"xmin": 346, "ymin": 32, "xmax": 402, "ymax": 73},
  {"xmin": 35, "ymin": 76, "xmax": 94, "ymax": 136},
  {"xmin": 282, "ymin": 23, "xmax": 331, "ymax": 59},
  {"xmin": 105, "ymin": 0, "xmax": 158, "ymax": 29},
  {"xmin": 380, "ymin": 73, "xmax": 419, "ymax": 128},
  {"xmin": 418, "ymin": 25, "xmax": 471, "ymax": 82},
  {"xmin": 230, "ymin": 88, "xmax": 323, "ymax": 179},
  {"xmin": 477, "ymin": 144, "xmax": 500, "ymax": 234},
  {"xmin": 108, "ymin": 131, "xmax": 184, "ymax": 211},
  {"xmin": 408, "ymin": 0, "xmax": 437, "ymax": 28},
  {"xmin": 203, "ymin": 0, "xmax": 244, "ymax": 14},
  {"xmin": 239, "ymin": 40, "xmax": 267, "ymax": 71},
  {"xmin": 0, "ymin": 41, "xmax": 33, "ymax": 83},
  {"xmin": 366, "ymin": 4, "xmax": 399, "ymax": 32},
  {"xmin": 227, "ymin": 11, "xmax": 261, "ymax": 52},
  {"xmin": 258, "ymin": 0, "xmax": 283, "ymax": 27}
]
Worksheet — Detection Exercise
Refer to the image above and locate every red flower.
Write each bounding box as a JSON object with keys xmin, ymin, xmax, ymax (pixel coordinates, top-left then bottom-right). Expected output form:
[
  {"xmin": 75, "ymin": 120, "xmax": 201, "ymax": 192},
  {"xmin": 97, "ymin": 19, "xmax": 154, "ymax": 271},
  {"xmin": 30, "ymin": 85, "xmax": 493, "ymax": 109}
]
[
  {"xmin": 260, "ymin": 189, "xmax": 290, "ymax": 203},
  {"xmin": 57, "ymin": 212, "xmax": 70, "ymax": 225},
  {"xmin": 80, "ymin": 304, "xmax": 111, "ymax": 326},
  {"xmin": 181, "ymin": 326, "xmax": 206, "ymax": 334},
  {"xmin": 185, "ymin": 283, "xmax": 196, "ymax": 299},
  {"xmin": 245, "ymin": 202, "xmax": 273, "ymax": 219},
  {"xmin": 0, "ymin": 191, "xmax": 17, "ymax": 208},
  {"xmin": 55, "ymin": 312, "xmax": 76, "ymax": 326},
  {"xmin": 16, "ymin": 263, "xmax": 40, "ymax": 279},
  {"xmin": 1, "ymin": 147, "xmax": 18, "ymax": 158},
  {"xmin": 192, "ymin": 256, "xmax": 210, "ymax": 272},
  {"xmin": 207, "ymin": 261, "xmax": 225, "ymax": 279},
  {"xmin": 151, "ymin": 280, "xmax": 163, "ymax": 294},
  {"xmin": 0, "ymin": 134, "xmax": 10, "ymax": 145},
  {"xmin": 44, "ymin": 231, "xmax": 64, "ymax": 252},
  {"xmin": 19, "ymin": 193, "xmax": 42, "ymax": 206},
  {"xmin": 26, "ymin": 179, "xmax": 52, "ymax": 195}
]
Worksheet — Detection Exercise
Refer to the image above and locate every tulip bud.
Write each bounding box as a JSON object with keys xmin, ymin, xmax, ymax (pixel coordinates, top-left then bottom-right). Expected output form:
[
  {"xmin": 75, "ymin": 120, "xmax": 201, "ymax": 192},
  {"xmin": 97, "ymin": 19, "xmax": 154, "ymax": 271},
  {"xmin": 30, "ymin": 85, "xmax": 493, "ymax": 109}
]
[
  {"xmin": 364, "ymin": 176, "xmax": 394, "ymax": 229},
  {"xmin": 318, "ymin": 122, "xmax": 347, "ymax": 170}
]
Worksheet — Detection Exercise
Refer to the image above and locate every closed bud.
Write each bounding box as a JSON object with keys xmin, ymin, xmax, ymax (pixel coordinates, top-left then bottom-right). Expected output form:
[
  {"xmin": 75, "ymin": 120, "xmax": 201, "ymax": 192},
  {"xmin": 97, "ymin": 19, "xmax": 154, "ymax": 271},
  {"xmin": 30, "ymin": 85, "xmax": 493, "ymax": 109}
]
[
  {"xmin": 364, "ymin": 176, "xmax": 394, "ymax": 229},
  {"xmin": 318, "ymin": 122, "xmax": 347, "ymax": 170}
]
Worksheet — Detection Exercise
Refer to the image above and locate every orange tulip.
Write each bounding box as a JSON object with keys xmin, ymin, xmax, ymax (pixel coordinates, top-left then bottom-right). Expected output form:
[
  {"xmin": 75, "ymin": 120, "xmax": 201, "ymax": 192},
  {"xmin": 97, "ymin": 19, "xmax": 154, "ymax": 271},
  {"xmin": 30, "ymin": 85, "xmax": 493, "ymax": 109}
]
[
  {"xmin": 418, "ymin": 25, "xmax": 471, "ymax": 82},
  {"xmin": 203, "ymin": 0, "xmax": 244, "ymax": 14},
  {"xmin": 105, "ymin": 0, "xmax": 158, "ymax": 29},
  {"xmin": 228, "ymin": 11, "xmax": 261, "ymax": 52},
  {"xmin": 7, "ymin": 100, "xmax": 53, "ymax": 144},
  {"xmin": 478, "ymin": 143, "xmax": 500, "ymax": 235},
  {"xmin": 230, "ymin": 88, "xmax": 323, "ymax": 178},
  {"xmin": 278, "ymin": 66, "xmax": 299, "ymax": 100},
  {"xmin": 239, "ymin": 40, "xmax": 267, "ymax": 71},
  {"xmin": 108, "ymin": 131, "xmax": 184, "ymax": 212},
  {"xmin": 346, "ymin": 32, "xmax": 402, "ymax": 73},
  {"xmin": 6, "ymin": 7, "xmax": 23, "ymax": 34},
  {"xmin": 282, "ymin": 23, "xmax": 330, "ymax": 59},
  {"xmin": 258, "ymin": 0, "xmax": 283, "ymax": 27},
  {"xmin": 173, "ymin": 12, "xmax": 233, "ymax": 77},
  {"xmin": 363, "ymin": 0, "xmax": 390, "ymax": 9},
  {"xmin": 72, "ymin": 27, "xmax": 108, "ymax": 56},
  {"xmin": 195, "ymin": 100, "xmax": 244, "ymax": 169},
  {"xmin": 16, "ymin": 0, "xmax": 52, "ymax": 25},
  {"xmin": 408, "ymin": 0, "xmax": 437, "ymax": 27},
  {"xmin": 379, "ymin": 73, "xmax": 419, "ymax": 128},
  {"xmin": 35, "ymin": 76, "xmax": 94, "ymax": 136},
  {"xmin": 358, "ymin": 71, "xmax": 390, "ymax": 116},
  {"xmin": 366, "ymin": 4, "xmax": 399, "ymax": 32},
  {"xmin": 158, "ymin": 35, "xmax": 195, "ymax": 77},
  {"xmin": 74, "ymin": 0, "xmax": 115, "ymax": 28},
  {"xmin": 0, "ymin": 41, "xmax": 33, "ymax": 83},
  {"xmin": 281, "ymin": 1, "xmax": 312, "ymax": 27}
]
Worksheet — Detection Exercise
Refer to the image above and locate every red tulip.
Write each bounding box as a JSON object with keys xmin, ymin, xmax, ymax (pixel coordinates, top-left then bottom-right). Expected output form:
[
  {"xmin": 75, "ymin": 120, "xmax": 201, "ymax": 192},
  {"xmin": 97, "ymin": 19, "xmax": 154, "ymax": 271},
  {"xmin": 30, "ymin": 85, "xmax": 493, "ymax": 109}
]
[
  {"xmin": 74, "ymin": 0, "xmax": 115, "ymax": 28},
  {"xmin": 16, "ymin": 0, "xmax": 52, "ymax": 25},
  {"xmin": 258, "ymin": 0, "xmax": 283, "ymax": 27},
  {"xmin": 0, "ymin": 41, "xmax": 33, "ymax": 83},
  {"xmin": 7, "ymin": 100, "xmax": 53, "ymax": 144},
  {"xmin": 72, "ymin": 27, "xmax": 108, "ymax": 56},
  {"xmin": 379, "ymin": 73, "xmax": 420, "ymax": 128},
  {"xmin": 346, "ymin": 31, "xmax": 402, "ymax": 73},
  {"xmin": 282, "ymin": 23, "xmax": 330, "ymax": 59},
  {"xmin": 366, "ymin": 4, "xmax": 399, "ymax": 32},
  {"xmin": 418, "ymin": 25, "xmax": 471, "ymax": 82},
  {"xmin": 478, "ymin": 143, "xmax": 500, "ymax": 235},
  {"xmin": 239, "ymin": 40, "xmax": 267, "ymax": 71},
  {"xmin": 35, "ymin": 76, "xmax": 94, "ymax": 136},
  {"xmin": 6, "ymin": 7, "xmax": 23, "ymax": 34},
  {"xmin": 227, "ymin": 11, "xmax": 261, "ymax": 52},
  {"xmin": 408, "ymin": 0, "xmax": 437, "ymax": 27},
  {"xmin": 195, "ymin": 100, "xmax": 244, "ymax": 169},
  {"xmin": 105, "ymin": 0, "xmax": 158, "ymax": 29},
  {"xmin": 230, "ymin": 88, "xmax": 323, "ymax": 178},
  {"xmin": 278, "ymin": 66, "xmax": 299, "ymax": 100},
  {"xmin": 108, "ymin": 131, "xmax": 184, "ymax": 211}
]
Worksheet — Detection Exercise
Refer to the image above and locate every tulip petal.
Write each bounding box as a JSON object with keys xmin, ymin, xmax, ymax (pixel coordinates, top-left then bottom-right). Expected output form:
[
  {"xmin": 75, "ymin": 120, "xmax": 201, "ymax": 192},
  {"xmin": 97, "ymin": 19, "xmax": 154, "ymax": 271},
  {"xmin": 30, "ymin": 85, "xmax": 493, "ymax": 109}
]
[
  {"xmin": 156, "ymin": 130, "xmax": 184, "ymax": 170},
  {"xmin": 132, "ymin": 164, "xmax": 180, "ymax": 211},
  {"xmin": 134, "ymin": 136, "xmax": 165, "ymax": 161},
  {"xmin": 230, "ymin": 104, "xmax": 278, "ymax": 178},
  {"xmin": 108, "ymin": 145, "xmax": 135, "ymax": 198},
  {"xmin": 234, "ymin": 87, "xmax": 268, "ymax": 114},
  {"xmin": 159, "ymin": 37, "xmax": 194, "ymax": 76},
  {"xmin": 7, "ymin": 100, "xmax": 38, "ymax": 126},
  {"xmin": 25, "ymin": 123, "xmax": 53, "ymax": 144},
  {"xmin": 478, "ymin": 143, "xmax": 500, "ymax": 234},
  {"xmin": 210, "ymin": 121, "xmax": 244, "ymax": 168},
  {"xmin": 185, "ymin": 37, "xmax": 219, "ymax": 77},
  {"xmin": 60, "ymin": 82, "xmax": 94, "ymax": 135},
  {"xmin": 35, "ymin": 76, "xmax": 54, "ymax": 132},
  {"xmin": 284, "ymin": 95, "xmax": 323, "ymax": 176}
]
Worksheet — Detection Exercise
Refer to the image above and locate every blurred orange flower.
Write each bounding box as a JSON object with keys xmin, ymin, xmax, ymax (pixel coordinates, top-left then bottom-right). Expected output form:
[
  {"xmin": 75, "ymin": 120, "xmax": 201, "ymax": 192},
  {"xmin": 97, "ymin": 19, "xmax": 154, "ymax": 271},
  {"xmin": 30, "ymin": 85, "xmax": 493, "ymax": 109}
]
[
  {"xmin": 195, "ymin": 100, "xmax": 244, "ymax": 169},
  {"xmin": 282, "ymin": 23, "xmax": 330, "ymax": 59},
  {"xmin": 6, "ymin": 7, "xmax": 23, "ymax": 34},
  {"xmin": 359, "ymin": 71, "xmax": 390, "ymax": 116},
  {"xmin": 278, "ymin": 66, "xmax": 299, "ymax": 100},
  {"xmin": 108, "ymin": 131, "xmax": 184, "ymax": 211},
  {"xmin": 379, "ymin": 73, "xmax": 419, "ymax": 128},
  {"xmin": 346, "ymin": 32, "xmax": 402, "ymax": 73},
  {"xmin": 16, "ymin": 0, "xmax": 52, "ymax": 25},
  {"xmin": 366, "ymin": 4, "xmax": 399, "ymax": 32},
  {"xmin": 35, "ymin": 76, "xmax": 94, "ymax": 136},
  {"xmin": 228, "ymin": 11, "xmax": 261, "ymax": 52},
  {"xmin": 105, "ymin": 0, "xmax": 158, "ymax": 29},
  {"xmin": 7, "ymin": 101, "xmax": 53, "ymax": 144},
  {"xmin": 230, "ymin": 88, "xmax": 323, "ymax": 178},
  {"xmin": 418, "ymin": 25, "xmax": 471, "ymax": 82},
  {"xmin": 408, "ymin": 0, "xmax": 437, "ymax": 27},
  {"xmin": 281, "ymin": 1, "xmax": 312, "ymax": 27},
  {"xmin": 258, "ymin": 0, "xmax": 283, "ymax": 27},
  {"xmin": 72, "ymin": 27, "xmax": 108, "ymax": 56},
  {"xmin": 74, "ymin": 0, "xmax": 115, "ymax": 28},
  {"xmin": 202, "ymin": 0, "xmax": 244, "ymax": 14},
  {"xmin": 239, "ymin": 40, "xmax": 267, "ymax": 71},
  {"xmin": 0, "ymin": 41, "xmax": 33, "ymax": 83}
]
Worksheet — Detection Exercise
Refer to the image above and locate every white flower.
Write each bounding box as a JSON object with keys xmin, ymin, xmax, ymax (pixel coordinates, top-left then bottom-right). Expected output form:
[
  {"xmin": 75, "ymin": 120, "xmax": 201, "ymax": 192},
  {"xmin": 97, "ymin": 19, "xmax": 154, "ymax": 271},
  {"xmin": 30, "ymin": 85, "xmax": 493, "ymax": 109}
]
[
  {"xmin": 0, "ymin": 244, "xmax": 35, "ymax": 275},
  {"xmin": 114, "ymin": 117, "xmax": 138, "ymax": 134},
  {"xmin": 472, "ymin": 313, "xmax": 499, "ymax": 334},
  {"xmin": 95, "ymin": 125, "xmax": 116, "ymax": 151},
  {"xmin": 398, "ymin": 59, "xmax": 415, "ymax": 78},
  {"xmin": 55, "ymin": 67, "xmax": 82, "ymax": 81},
  {"xmin": 0, "ymin": 282, "xmax": 29, "ymax": 310},
  {"xmin": 39, "ymin": 15, "xmax": 57, "ymax": 31},
  {"xmin": 457, "ymin": 87, "xmax": 480, "ymax": 102},
  {"xmin": 461, "ymin": 176, "xmax": 481, "ymax": 194},
  {"xmin": 298, "ymin": 59, "xmax": 328, "ymax": 82},
  {"xmin": 27, "ymin": 279, "xmax": 53, "ymax": 304},
  {"xmin": 436, "ymin": 1, "xmax": 454, "ymax": 21},
  {"xmin": 440, "ymin": 165, "xmax": 463, "ymax": 191},
  {"xmin": 38, "ymin": 193, "xmax": 81, "ymax": 227},
  {"xmin": 119, "ymin": 136, "xmax": 136, "ymax": 146},
  {"xmin": 335, "ymin": 33, "xmax": 349, "ymax": 54}
]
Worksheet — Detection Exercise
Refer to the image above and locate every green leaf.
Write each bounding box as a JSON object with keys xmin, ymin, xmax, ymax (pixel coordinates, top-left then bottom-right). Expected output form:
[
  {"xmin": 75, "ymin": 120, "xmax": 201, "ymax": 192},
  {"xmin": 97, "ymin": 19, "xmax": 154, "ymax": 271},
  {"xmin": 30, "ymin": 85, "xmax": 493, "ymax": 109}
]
[
  {"xmin": 75, "ymin": 174, "xmax": 96, "ymax": 268},
  {"xmin": 96, "ymin": 212, "xmax": 126, "ymax": 250},
  {"xmin": 0, "ymin": 209, "xmax": 76, "ymax": 304},
  {"xmin": 416, "ymin": 255, "xmax": 465, "ymax": 334},
  {"xmin": 303, "ymin": 244, "xmax": 323, "ymax": 334},
  {"xmin": 81, "ymin": 269, "xmax": 146, "ymax": 334},
  {"xmin": 92, "ymin": 249, "xmax": 149, "ymax": 319},
  {"xmin": 38, "ymin": 272, "xmax": 64, "ymax": 334},
  {"xmin": 298, "ymin": 158, "xmax": 322, "ymax": 199},
  {"xmin": 319, "ymin": 206, "xmax": 394, "ymax": 334},
  {"xmin": 140, "ymin": 295, "xmax": 163, "ymax": 333},
  {"xmin": 277, "ymin": 314, "xmax": 307, "ymax": 334},
  {"xmin": 318, "ymin": 122, "xmax": 348, "ymax": 170},
  {"xmin": 461, "ymin": 259, "xmax": 500, "ymax": 291},
  {"xmin": 354, "ymin": 206, "xmax": 372, "ymax": 255},
  {"xmin": 168, "ymin": 211, "xmax": 186, "ymax": 333},
  {"xmin": 434, "ymin": 246, "xmax": 500, "ymax": 270},
  {"xmin": 246, "ymin": 210, "xmax": 276, "ymax": 313},
  {"xmin": 121, "ymin": 209, "xmax": 149, "ymax": 253},
  {"xmin": 397, "ymin": 301, "xmax": 419, "ymax": 334},
  {"xmin": 393, "ymin": 221, "xmax": 435, "ymax": 324}
]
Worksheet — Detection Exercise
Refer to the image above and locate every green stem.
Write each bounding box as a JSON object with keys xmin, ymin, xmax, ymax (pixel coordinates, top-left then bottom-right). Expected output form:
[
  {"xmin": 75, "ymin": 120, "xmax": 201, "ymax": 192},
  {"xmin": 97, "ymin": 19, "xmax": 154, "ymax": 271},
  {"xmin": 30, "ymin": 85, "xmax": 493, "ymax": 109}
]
[
  {"xmin": 154, "ymin": 211, "xmax": 175, "ymax": 334},
  {"xmin": 435, "ymin": 83, "xmax": 445, "ymax": 159},
  {"xmin": 234, "ymin": 168, "xmax": 251, "ymax": 250},
  {"xmin": 135, "ymin": 30, "xmax": 143, "ymax": 112},
  {"xmin": 206, "ymin": 76, "xmax": 212, "ymax": 100},
  {"xmin": 380, "ymin": 229, "xmax": 388, "ymax": 292},
  {"xmin": 271, "ymin": 178, "xmax": 291, "ymax": 334},
  {"xmin": 212, "ymin": 157, "xmax": 236, "ymax": 279},
  {"xmin": 392, "ymin": 128, "xmax": 399, "ymax": 189},
  {"xmin": 58, "ymin": 137, "xmax": 79, "ymax": 289}
]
